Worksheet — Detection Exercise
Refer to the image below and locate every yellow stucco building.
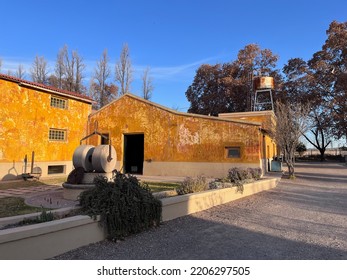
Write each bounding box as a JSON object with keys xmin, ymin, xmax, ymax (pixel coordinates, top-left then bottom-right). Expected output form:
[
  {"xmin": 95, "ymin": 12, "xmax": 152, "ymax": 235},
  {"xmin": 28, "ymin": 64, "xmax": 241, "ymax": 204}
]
[
  {"xmin": 0, "ymin": 74, "xmax": 93, "ymax": 180},
  {"xmin": 86, "ymin": 94, "xmax": 272, "ymax": 178},
  {"xmin": 0, "ymin": 74, "xmax": 277, "ymax": 181},
  {"xmin": 219, "ymin": 111, "xmax": 278, "ymax": 172}
]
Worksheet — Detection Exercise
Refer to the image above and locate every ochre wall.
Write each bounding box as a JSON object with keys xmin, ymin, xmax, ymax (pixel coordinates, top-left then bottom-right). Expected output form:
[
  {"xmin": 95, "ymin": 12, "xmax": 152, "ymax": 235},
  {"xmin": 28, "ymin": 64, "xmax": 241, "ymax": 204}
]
[
  {"xmin": 0, "ymin": 79, "xmax": 92, "ymax": 164},
  {"xmin": 219, "ymin": 112, "xmax": 278, "ymax": 159},
  {"xmin": 87, "ymin": 95, "xmax": 261, "ymax": 167}
]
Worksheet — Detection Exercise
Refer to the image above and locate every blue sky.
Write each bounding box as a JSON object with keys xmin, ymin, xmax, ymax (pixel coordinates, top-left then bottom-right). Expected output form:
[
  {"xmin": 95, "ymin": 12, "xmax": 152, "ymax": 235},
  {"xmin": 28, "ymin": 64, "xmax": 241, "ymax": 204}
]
[{"xmin": 1, "ymin": 0, "xmax": 346, "ymax": 112}]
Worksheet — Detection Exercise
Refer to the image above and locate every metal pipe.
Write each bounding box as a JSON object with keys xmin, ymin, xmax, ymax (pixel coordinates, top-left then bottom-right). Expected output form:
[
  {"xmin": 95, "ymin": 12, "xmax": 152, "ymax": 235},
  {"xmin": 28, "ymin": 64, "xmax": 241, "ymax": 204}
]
[
  {"xmin": 31, "ymin": 151, "xmax": 35, "ymax": 174},
  {"xmin": 24, "ymin": 155, "xmax": 27, "ymax": 174}
]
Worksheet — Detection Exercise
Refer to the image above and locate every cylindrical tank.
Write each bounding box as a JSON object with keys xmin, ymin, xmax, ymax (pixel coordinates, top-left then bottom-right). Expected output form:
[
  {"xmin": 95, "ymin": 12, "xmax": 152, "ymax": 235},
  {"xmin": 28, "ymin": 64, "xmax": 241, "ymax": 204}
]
[
  {"xmin": 72, "ymin": 145, "xmax": 95, "ymax": 172},
  {"xmin": 253, "ymin": 76, "xmax": 274, "ymax": 90},
  {"xmin": 92, "ymin": 145, "xmax": 117, "ymax": 173}
]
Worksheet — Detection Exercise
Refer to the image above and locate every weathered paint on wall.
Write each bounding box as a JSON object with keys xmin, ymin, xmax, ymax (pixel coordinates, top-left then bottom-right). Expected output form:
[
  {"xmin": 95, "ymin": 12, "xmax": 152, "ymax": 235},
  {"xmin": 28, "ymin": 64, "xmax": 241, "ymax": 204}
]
[
  {"xmin": 219, "ymin": 111, "xmax": 278, "ymax": 159},
  {"xmin": 0, "ymin": 77, "xmax": 92, "ymax": 168},
  {"xmin": 88, "ymin": 94, "xmax": 262, "ymax": 173}
]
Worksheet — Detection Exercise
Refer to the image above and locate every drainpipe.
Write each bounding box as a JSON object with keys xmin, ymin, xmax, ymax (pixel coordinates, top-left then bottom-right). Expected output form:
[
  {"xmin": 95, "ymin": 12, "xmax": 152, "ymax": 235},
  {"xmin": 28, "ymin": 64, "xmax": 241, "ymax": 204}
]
[{"xmin": 260, "ymin": 128, "xmax": 267, "ymax": 174}]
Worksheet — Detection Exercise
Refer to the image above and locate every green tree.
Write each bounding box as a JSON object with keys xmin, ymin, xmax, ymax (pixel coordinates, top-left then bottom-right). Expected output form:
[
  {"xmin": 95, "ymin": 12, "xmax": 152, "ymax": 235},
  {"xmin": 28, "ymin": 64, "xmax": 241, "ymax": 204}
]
[{"xmin": 296, "ymin": 142, "xmax": 307, "ymax": 157}]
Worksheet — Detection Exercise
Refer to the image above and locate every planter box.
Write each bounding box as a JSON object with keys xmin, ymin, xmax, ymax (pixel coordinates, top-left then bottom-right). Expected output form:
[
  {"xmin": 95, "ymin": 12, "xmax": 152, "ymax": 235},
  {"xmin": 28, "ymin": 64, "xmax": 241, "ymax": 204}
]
[
  {"xmin": 0, "ymin": 178, "xmax": 278, "ymax": 259},
  {"xmin": 161, "ymin": 178, "xmax": 279, "ymax": 221},
  {"xmin": 0, "ymin": 215, "xmax": 105, "ymax": 260}
]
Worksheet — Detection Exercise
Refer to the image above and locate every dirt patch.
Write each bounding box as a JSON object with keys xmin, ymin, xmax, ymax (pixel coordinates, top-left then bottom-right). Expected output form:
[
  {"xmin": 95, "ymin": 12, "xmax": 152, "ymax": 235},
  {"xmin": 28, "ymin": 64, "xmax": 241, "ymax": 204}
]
[{"xmin": 25, "ymin": 190, "xmax": 78, "ymax": 209}]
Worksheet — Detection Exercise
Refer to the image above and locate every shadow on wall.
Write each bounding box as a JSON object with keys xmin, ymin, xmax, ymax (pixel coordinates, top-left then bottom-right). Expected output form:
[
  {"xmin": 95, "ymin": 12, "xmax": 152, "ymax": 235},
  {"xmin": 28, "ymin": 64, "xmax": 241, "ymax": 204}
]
[
  {"xmin": 1, "ymin": 161, "xmax": 19, "ymax": 181},
  {"xmin": 1, "ymin": 174, "xmax": 19, "ymax": 181}
]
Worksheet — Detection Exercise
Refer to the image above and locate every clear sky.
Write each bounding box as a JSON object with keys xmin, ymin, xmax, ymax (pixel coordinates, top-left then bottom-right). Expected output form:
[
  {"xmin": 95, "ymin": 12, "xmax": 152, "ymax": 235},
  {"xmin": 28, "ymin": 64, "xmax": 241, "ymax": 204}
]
[{"xmin": 1, "ymin": 0, "xmax": 346, "ymax": 111}]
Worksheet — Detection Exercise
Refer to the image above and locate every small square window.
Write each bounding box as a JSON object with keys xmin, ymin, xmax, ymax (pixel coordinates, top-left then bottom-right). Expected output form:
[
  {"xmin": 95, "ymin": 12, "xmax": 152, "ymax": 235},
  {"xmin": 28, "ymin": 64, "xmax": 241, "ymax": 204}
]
[
  {"xmin": 50, "ymin": 96, "xmax": 67, "ymax": 109},
  {"xmin": 226, "ymin": 147, "xmax": 241, "ymax": 158},
  {"xmin": 49, "ymin": 129, "xmax": 67, "ymax": 141}
]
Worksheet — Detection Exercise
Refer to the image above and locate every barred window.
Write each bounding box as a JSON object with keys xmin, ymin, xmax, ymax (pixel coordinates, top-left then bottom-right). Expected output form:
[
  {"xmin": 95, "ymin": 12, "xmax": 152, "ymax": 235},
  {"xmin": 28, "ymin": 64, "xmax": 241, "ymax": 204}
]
[
  {"xmin": 226, "ymin": 147, "xmax": 241, "ymax": 158},
  {"xmin": 50, "ymin": 96, "xmax": 67, "ymax": 109},
  {"xmin": 49, "ymin": 129, "xmax": 67, "ymax": 141}
]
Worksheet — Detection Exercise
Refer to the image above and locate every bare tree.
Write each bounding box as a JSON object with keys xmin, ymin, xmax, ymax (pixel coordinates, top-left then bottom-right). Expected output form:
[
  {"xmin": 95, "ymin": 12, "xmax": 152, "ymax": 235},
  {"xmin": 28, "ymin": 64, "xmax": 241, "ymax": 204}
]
[
  {"xmin": 90, "ymin": 49, "xmax": 118, "ymax": 108},
  {"xmin": 15, "ymin": 64, "xmax": 26, "ymax": 79},
  {"xmin": 30, "ymin": 55, "xmax": 49, "ymax": 84},
  {"xmin": 115, "ymin": 43, "xmax": 133, "ymax": 95},
  {"xmin": 268, "ymin": 101, "xmax": 309, "ymax": 178},
  {"xmin": 72, "ymin": 50, "xmax": 86, "ymax": 93},
  {"xmin": 52, "ymin": 45, "xmax": 85, "ymax": 93},
  {"xmin": 302, "ymin": 109, "xmax": 333, "ymax": 161},
  {"xmin": 141, "ymin": 67, "xmax": 154, "ymax": 100},
  {"xmin": 63, "ymin": 47, "xmax": 75, "ymax": 91},
  {"xmin": 54, "ymin": 45, "xmax": 67, "ymax": 89}
]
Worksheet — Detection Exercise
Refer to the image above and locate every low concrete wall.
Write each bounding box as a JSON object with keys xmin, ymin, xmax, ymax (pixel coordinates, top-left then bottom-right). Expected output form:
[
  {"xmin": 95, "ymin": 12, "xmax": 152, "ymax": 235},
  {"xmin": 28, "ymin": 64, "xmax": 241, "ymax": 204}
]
[
  {"xmin": 162, "ymin": 178, "xmax": 279, "ymax": 221},
  {"xmin": 0, "ymin": 178, "xmax": 278, "ymax": 259},
  {"xmin": 0, "ymin": 160, "xmax": 73, "ymax": 181},
  {"xmin": 144, "ymin": 161, "xmax": 261, "ymax": 178},
  {"xmin": 0, "ymin": 215, "xmax": 105, "ymax": 260}
]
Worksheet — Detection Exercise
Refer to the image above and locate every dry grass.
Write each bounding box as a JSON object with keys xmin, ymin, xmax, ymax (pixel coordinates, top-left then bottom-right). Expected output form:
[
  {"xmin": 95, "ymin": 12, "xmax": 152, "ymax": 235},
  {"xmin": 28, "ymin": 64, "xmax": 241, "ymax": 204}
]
[
  {"xmin": 0, "ymin": 197, "xmax": 48, "ymax": 218},
  {"xmin": 0, "ymin": 177, "xmax": 66, "ymax": 191}
]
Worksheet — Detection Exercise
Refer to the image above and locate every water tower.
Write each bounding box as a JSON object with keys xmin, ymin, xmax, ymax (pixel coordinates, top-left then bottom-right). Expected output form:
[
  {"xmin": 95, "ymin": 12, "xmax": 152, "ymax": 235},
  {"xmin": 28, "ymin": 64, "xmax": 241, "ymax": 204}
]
[{"xmin": 253, "ymin": 76, "xmax": 274, "ymax": 111}]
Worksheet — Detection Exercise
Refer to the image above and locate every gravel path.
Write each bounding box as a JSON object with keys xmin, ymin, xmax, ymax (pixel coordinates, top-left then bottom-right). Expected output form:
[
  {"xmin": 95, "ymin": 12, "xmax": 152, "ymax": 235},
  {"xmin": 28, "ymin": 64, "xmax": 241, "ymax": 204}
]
[{"xmin": 53, "ymin": 162, "xmax": 347, "ymax": 260}]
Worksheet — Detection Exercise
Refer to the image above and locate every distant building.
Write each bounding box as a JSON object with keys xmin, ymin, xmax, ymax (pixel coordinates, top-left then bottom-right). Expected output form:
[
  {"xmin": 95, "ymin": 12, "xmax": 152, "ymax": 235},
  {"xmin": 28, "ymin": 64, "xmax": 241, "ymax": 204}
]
[{"xmin": 0, "ymin": 74, "xmax": 93, "ymax": 180}]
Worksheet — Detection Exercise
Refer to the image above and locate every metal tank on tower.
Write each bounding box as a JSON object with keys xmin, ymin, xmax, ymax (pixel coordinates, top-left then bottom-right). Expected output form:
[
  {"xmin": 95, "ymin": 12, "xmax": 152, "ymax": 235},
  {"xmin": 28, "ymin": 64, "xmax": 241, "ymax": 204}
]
[{"xmin": 252, "ymin": 76, "xmax": 274, "ymax": 111}]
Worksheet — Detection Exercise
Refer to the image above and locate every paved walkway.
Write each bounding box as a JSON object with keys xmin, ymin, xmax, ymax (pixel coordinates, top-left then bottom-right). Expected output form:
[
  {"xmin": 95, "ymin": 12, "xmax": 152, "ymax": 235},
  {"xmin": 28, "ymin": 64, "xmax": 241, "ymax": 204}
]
[
  {"xmin": 0, "ymin": 185, "xmax": 62, "ymax": 199},
  {"xmin": 53, "ymin": 161, "xmax": 347, "ymax": 260},
  {"xmin": 0, "ymin": 174, "xmax": 188, "ymax": 208},
  {"xmin": 0, "ymin": 182, "xmax": 75, "ymax": 208},
  {"xmin": 0, "ymin": 172, "xmax": 281, "ymax": 209}
]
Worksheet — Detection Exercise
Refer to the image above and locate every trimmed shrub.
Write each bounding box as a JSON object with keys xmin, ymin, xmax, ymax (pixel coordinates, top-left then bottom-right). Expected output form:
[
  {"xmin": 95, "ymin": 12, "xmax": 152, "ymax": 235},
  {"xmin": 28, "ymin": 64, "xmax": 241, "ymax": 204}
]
[
  {"xmin": 79, "ymin": 172, "xmax": 162, "ymax": 241},
  {"xmin": 211, "ymin": 167, "xmax": 263, "ymax": 194},
  {"xmin": 228, "ymin": 167, "xmax": 261, "ymax": 183},
  {"xmin": 247, "ymin": 167, "xmax": 262, "ymax": 180},
  {"xmin": 176, "ymin": 176, "xmax": 209, "ymax": 195}
]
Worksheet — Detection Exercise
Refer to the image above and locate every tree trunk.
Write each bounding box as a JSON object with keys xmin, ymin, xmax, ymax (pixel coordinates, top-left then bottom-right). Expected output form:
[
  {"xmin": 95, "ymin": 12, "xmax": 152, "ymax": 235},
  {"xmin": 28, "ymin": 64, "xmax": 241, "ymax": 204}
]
[
  {"xmin": 319, "ymin": 149, "xmax": 326, "ymax": 161},
  {"xmin": 284, "ymin": 151, "xmax": 296, "ymax": 179},
  {"xmin": 286, "ymin": 161, "xmax": 295, "ymax": 178}
]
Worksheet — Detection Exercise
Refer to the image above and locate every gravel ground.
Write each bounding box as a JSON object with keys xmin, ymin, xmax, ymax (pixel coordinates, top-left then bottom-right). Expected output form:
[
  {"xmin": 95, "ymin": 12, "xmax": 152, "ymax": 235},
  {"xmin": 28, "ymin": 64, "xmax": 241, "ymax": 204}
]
[{"xmin": 53, "ymin": 162, "xmax": 347, "ymax": 260}]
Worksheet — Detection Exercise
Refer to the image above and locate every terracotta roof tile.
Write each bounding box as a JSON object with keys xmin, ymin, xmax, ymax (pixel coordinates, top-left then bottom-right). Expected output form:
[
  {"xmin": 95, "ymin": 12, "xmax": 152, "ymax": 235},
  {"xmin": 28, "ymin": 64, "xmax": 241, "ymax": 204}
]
[{"xmin": 0, "ymin": 73, "xmax": 94, "ymax": 103}]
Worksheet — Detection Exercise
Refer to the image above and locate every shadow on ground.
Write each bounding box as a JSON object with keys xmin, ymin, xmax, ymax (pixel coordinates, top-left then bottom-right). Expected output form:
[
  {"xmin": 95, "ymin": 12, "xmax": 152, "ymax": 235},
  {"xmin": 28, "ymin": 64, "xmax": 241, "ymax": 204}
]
[{"xmin": 53, "ymin": 214, "xmax": 347, "ymax": 260}]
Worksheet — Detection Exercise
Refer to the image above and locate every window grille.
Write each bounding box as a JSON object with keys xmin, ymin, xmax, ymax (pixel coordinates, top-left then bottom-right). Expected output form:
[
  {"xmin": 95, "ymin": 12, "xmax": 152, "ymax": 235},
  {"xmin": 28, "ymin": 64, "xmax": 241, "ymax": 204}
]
[
  {"xmin": 49, "ymin": 129, "xmax": 67, "ymax": 141},
  {"xmin": 50, "ymin": 96, "xmax": 67, "ymax": 109}
]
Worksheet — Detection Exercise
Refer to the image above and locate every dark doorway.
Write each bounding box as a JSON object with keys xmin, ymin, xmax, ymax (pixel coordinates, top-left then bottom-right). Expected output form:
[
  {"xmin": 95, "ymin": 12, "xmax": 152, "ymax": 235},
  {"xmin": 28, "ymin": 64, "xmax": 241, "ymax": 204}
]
[{"xmin": 124, "ymin": 134, "xmax": 144, "ymax": 174}]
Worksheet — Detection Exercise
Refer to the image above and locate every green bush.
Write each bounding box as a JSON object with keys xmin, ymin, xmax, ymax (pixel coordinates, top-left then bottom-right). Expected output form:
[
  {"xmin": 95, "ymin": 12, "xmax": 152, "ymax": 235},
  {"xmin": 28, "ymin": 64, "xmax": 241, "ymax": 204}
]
[
  {"xmin": 79, "ymin": 172, "xmax": 162, "ymax": 241},
  {"xmin": 176, "ymin": 176, "xmax": 209, "ymax": 195},
  {"xmin": 38, "ymin": 209, "xmax": 54, "ymax": 222}
]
